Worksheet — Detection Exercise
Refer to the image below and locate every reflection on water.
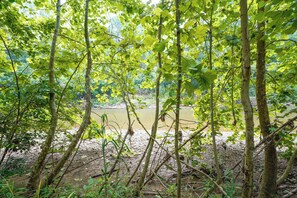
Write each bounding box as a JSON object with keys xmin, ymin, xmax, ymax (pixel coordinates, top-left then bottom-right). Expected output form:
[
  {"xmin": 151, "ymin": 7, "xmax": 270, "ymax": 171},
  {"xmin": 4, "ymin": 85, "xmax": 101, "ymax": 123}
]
[{"xmin": 91, "ymin": 107, "xmax": 197, "ymax": 131}]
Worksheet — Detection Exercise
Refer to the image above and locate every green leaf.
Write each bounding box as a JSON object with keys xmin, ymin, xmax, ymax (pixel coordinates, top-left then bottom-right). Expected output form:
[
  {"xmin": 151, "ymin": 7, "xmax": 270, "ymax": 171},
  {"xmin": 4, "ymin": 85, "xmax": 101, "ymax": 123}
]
[
  {"xmin": 161, "ymin": 10, "xmax": 170, "ymax": 18},
  {"xmin": 163, "ymin": 73, "xmax": 174, "ymax": 81},
  {"xmin": 203, "ymin": 70, "xmax": 217, "ymax": 82},
  {"xmin": 196, "ymin": 75, "xmax": 210, "ymax": 89},
  {"xmin": 153, "ymin": 42, "xmax": 166, "ymax": 52},
  {"xmin": 162, "ymin": 97, "xmax": 175, "ymax": 113},
  {"xmin": 196, "ymin": 26, "xmax": 208, "ymax": 37},
  {"xmin": 184, "ymin": 79, "xmax": 199, "ymax": 95},
  {"xmin": 153, "ymin": 7, "xmax": 162, "ymax": 16},
  {"xmin": 258, "ymin": 1, "xmax": 265, "ymax": 8},
  {"xmin": 255, "ymin": 12, "xmax": 265, "ymax": 22},
  {"xmin": 143, "ymin": 35, "xmax": 157, "ymax": 46},
  {"xmin": 189, "ymin": 64, "xmax": 202, "ymax": 74},
  {"xmin": 184, "ymin": 20, "xmax": 195, "ymax": 30},
  {"xmin": 182, "ymin": 57, "xmax": 196, "ymax": 69}
]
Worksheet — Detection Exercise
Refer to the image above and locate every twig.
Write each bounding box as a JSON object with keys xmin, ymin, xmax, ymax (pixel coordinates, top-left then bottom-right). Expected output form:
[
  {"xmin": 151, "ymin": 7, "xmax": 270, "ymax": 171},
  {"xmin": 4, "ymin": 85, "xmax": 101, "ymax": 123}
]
[
  {"xmin": 153, "ymin": 171, "xmax": 168, "ymax": 189},
  {"xmin": 0, "ymin": 34, "xmax": 21, "ymax": 165},
  {"xmin": 58, "ymin": 34, "xmax": 85, "ymax": 46},
  {"xmin": 0, "ymin": 34, "xmax": 21, "ymax": 122},
  {"xmin": 54, "ymin": 133, "xmax": 85, "ymax": 189},
  {"xmin": 144, "ymin": 138, "xmax": 228, "ymax": 197},
  {"xmin": 180, "ymin": 160, "xmax": 229, "ymax": 197},
  {"xmin": 266, "ymin": 39, "xmax": 297, "ymax": 48},
  {"xmin": 57, "ymin": 53, "xmax": 87, "ymax": 113},
  {"xmin": 282, "ymin": 187, "xmax": 297, "ymax": 198},
  {"xmin": 144, "ymin": 124, "xmax": 208, "ymax": 186},
  {"xmin": 254, "ymin": 115, "xmax": 297, "ymax": 151},
  {"xmin": 65, "ymin": 156, "xmax": 103, "ymax": 174}
]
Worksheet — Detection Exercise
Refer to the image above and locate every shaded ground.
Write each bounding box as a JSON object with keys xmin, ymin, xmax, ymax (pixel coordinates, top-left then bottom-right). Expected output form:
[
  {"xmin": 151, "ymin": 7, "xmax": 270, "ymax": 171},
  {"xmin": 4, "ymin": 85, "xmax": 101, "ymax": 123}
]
[{"xmin": 2, "ymin": 129, "xmax": 297, "ymax": 197}]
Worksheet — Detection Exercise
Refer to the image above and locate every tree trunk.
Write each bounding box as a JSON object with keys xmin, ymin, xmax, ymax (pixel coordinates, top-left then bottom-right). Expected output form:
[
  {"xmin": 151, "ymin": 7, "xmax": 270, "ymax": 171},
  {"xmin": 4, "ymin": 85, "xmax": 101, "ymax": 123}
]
[
  {"xmin": 44, "ymin": 0, "xmax": 92, "ymax": 186},
  {"xmin": 175, "ymin": 0, "xmax": 182, "ymax": 197},
  {"xmin": 257, "ymin": 3, "xmax": 278, "ymax": 198},
  {"xmin": 27, "ymin": 0, "xmax": 61, "ymax": 190},
  {"xmin": 240, "ymin": 0, "xmax": 254, "ymax": 197},
  {"xmin": 136, "ymin": 0, "xmax": 164, "ymax": 193},
  {"xmin": 209, "ymin": 0, "xmax": 222, "ymax": 184}
]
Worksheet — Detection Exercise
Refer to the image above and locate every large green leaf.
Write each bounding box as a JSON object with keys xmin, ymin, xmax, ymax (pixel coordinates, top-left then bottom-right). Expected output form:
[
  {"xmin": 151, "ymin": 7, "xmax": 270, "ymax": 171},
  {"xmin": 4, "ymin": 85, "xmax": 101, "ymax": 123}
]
[{"xmin": 153, "ymin": 42, "xmax": 166, "ymax": 52}]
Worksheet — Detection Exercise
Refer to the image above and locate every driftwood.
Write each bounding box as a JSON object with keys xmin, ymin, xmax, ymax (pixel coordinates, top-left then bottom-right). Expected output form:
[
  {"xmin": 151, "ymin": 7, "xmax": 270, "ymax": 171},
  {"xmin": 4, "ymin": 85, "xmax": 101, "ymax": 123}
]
[{"xmin": 91, "ymin": 169, "xmax": 119, "ymax": 178}]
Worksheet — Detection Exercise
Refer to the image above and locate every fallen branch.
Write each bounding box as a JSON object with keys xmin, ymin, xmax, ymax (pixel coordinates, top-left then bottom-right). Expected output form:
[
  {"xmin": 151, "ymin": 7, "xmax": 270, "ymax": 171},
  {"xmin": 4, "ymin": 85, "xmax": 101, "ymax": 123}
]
[
  {"xmin": 231, "ymin": 116, "xmax": 297, "ymax": 171},
  {"xmin": 142, "ymin": 191, "xmax": 166, "ymax": 196},
  {"xmin": 254, "ymin": 116, "xmax": 297, "ymax": 151},
  {"xmin": 142, "ymin": 134, "xmax": 229, "ymax": 197},
  {"xmin": 180, "ymin": 160, "xmax": 229, "ymax": 197},
  {"xmin": 65, "ymin": 156, "xmax": 103, "ymax": 174},
  {"xmin": 282, "ymin": 187, "xmax": 297, "ymax": 198},
  {"xmin": 91, "ymin": 169, "xmax": 119, "ymax": 178},
  {"xmin": 144, "ymin": 124, "xmax": 208, "ymax": 185}
]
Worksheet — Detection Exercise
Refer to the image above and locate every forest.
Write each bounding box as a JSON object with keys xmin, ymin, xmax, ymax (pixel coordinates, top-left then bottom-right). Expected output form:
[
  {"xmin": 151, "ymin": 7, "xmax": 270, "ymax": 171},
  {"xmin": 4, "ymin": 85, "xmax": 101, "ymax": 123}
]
[{"xmin": 0, "ymin": 0, "xmax": 297, "ymax": 197}]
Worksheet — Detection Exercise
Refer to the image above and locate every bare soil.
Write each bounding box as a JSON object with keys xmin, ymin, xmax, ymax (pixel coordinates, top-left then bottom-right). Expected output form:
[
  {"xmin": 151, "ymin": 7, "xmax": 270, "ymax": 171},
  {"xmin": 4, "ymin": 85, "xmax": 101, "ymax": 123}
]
[{"xmin": 4, "ymin": 129, "xmax": 297, "ymax": 197}]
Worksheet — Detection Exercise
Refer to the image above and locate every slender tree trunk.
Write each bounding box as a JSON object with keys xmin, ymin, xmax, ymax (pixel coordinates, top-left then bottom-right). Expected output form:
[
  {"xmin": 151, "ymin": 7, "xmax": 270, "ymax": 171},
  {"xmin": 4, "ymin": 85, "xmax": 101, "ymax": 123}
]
[
  {"xmin": 240, "ymin": 0, "xmax": 254, "ymax": 197},
  {"xmin": 231, "ymin": 45, "xmax": 237, "ymax": 126},
  {"xmin": 44, "ymin": 0, "xmax": 92, "ymax": 186},
  {"xmin": 0, "ymin": 149, "xmax": 8, "ymax": 165},
  {"xmin": 136, "ymin": 0, "xmax": 164, "ymax": 193},
  {"xmin": 209, "ymin": 0, "xmax": 222, "ymax": 184},
  {"xmin": 175, "ymin": 0, "xmax": 182, "ymax": 197},
  {"xmin": 27, "ymin": 0, "xmax": 61, "ymax": 190},
  {"xmin": 256, "ymin": 3, "xmax": 278, "ymax": 198},
  {"xmin": 256, "ymin": 3, "xmax": 277, "ymax": 198}
]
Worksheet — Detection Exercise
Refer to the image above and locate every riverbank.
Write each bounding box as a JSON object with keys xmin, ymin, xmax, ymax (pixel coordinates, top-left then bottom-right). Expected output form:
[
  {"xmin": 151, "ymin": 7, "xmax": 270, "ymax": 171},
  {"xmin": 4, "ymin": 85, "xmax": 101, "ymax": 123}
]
[{"xmin": 4, "ymin": 128, "xmax": 296, "ymax": 197}]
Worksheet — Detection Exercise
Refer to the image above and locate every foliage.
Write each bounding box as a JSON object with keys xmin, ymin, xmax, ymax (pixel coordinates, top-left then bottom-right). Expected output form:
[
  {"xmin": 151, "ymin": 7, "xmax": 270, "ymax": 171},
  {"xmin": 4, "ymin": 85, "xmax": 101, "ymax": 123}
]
[
  {"xmin": 0, "ymin": 158, "xmax": 26, "ymax": 178},
  {"xmin": 82, "ymin": 178, "xmax": 134, "ymax": 198},
  {"xmin": 0, "ymin": 0, "xmax": 296, "ymax": 196},
  {"xmin": 223, "ymin": 170, "xmax": 238, "ymax": 198},
  {"xmin": 0, "ymin": 179, "xmax": 17, "ymax": 198},
  {"xmin": 166, "ymin": 184, "xmax": 177, "ymax": 197}
]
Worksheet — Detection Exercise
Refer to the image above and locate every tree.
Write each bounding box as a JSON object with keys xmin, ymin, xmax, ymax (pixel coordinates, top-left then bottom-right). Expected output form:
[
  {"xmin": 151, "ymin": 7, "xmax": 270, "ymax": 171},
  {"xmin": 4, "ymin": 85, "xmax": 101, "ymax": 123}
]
[
  {"xmin": 27, "ymin": 0, "xmax": 61, "ymax": 190},
  {"xmin": 256, "ymin": 1, "xmax": 278, "ymax": 197},
  {"xmin": 43, "ymin": 0, "xmax": 93, "ymax": 187},
  {"xmin": 136, "ymin": 0, "xmax": 164, "ymax": 193},
  {"xmin": 174, "ymin": 0, "xmax": 182, "ymax": 197},
  {"xmin": 0, "ymin": 34, "xmax": 21, "ymax": 165},
  {"xmin": 208, "ymin": 0, "xmax": 222, "ymax": 184},
  {"xmin": 240, "ymin": 0, "xmax": 254, "ymax": 197},
  {"xmin": 0, "ymin": 0, "xmax": 296, "ymax": 197}
]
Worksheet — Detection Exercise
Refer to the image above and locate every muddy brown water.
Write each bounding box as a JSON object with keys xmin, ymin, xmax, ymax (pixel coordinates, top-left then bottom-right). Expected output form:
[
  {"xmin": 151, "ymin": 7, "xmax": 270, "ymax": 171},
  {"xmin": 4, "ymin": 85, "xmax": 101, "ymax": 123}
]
[
  {"xmin": 91, "ymin": 107, "xmax": 197, "ymax": 131},
  {"xmin": 91, "ymin": 106, "xmax": 295, "ymax": 133}
]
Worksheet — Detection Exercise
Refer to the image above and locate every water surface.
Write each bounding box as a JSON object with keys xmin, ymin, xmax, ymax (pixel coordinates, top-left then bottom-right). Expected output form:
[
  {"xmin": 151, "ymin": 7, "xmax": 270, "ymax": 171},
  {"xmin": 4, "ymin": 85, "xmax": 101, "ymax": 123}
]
[{"xmin": 92, "ymin": 107, "xmax": 197, "ymax": 131}]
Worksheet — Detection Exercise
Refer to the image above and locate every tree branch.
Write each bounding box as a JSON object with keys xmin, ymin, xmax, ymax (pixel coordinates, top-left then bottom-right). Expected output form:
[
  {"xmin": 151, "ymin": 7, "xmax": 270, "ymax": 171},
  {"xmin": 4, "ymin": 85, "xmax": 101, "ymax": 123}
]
[
  {"xmin": 0, "ymin": 34, "xmax": 21, "ymax": 124},
  {"xmin": 266, "ymin": 39, "xmax": 297, "ymax": 48}
]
